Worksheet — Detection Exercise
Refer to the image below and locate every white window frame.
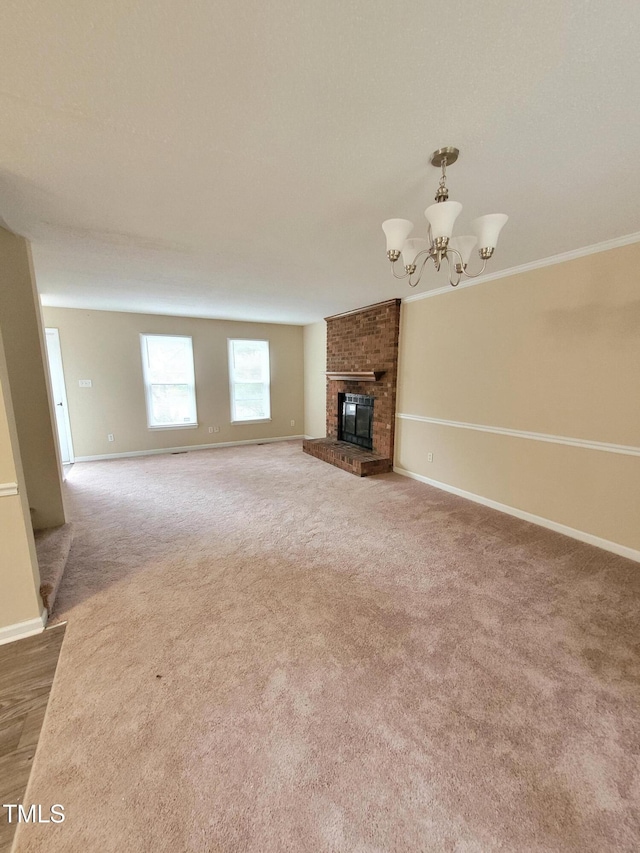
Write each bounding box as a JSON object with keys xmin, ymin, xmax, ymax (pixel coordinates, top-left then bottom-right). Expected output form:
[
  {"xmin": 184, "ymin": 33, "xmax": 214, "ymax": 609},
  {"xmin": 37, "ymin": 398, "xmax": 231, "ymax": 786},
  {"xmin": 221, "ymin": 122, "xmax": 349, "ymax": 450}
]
[
  {"xmin": 228, "ymin": 338, "xmax": 271, "ymax": 424},
  {"xmin": 140, "ymin": 334, "xmax": 198, "ymax": 430}
]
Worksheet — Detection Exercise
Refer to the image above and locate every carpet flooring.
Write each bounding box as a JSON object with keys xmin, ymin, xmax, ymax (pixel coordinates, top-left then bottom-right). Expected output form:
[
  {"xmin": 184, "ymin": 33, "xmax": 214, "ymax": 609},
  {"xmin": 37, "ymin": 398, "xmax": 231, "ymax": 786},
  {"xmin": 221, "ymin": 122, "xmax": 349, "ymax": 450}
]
[
  {"xmin": 13, "ymin": 441, "xmax": 640, "ymax": 852},
  {"xmin": 34, "ymin": 523, "xmax": 74, "ymax": 612}
]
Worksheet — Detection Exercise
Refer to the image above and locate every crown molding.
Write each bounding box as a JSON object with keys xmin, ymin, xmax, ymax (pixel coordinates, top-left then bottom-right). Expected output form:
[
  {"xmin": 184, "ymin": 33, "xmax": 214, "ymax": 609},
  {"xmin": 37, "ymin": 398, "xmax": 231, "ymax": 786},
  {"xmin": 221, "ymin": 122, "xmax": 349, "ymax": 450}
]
[
  {"xmin": 325, "ymin": 298, "xmax": 401, "ymax": 321},
  {"xmin": 403, "ymin": 231, "xmax": 640, "ymax": 303}
]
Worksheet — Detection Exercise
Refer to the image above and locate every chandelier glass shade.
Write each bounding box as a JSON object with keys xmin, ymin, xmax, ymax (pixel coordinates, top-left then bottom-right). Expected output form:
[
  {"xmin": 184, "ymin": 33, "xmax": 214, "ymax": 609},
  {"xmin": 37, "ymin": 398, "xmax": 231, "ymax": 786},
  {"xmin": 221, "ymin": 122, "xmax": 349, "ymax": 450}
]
[{"xmin": 382, "ymin": 147, "xmax": 508, "ymax": 288}]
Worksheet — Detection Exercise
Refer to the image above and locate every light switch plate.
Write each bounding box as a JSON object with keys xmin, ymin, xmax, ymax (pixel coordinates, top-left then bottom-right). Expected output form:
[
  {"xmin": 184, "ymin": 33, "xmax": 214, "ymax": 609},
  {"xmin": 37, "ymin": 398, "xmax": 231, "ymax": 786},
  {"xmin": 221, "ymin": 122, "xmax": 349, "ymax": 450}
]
[{"xmin": 79, "ymin": 379, "xmax": 92, "ymax": 387}]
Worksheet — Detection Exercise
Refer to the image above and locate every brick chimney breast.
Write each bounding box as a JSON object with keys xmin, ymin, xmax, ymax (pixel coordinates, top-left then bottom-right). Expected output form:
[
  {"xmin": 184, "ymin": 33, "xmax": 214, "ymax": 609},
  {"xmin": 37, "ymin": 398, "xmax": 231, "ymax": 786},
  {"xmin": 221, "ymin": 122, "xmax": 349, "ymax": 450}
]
[{"xmin": 303, "ymin": 299, "xmax": 401, "ymax": 476}]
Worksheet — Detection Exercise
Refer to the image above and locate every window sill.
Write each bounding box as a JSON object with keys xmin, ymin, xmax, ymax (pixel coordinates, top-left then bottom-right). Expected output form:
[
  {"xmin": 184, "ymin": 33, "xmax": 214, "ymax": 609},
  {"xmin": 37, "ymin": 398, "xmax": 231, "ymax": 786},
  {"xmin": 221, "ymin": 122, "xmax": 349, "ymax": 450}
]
[
  {"xmin": 230, "ymin": 418, "xmax": 272, "ymax": 425},
  {"xmin": 147, "ymin": 423, "xmax": 199, "ymax": 431}
]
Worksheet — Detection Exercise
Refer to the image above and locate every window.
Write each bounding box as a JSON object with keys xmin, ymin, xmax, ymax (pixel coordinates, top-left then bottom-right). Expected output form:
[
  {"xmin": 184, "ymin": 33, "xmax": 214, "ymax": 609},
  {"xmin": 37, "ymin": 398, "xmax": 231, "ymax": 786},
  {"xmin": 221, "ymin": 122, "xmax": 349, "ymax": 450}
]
[
  {"xmin": 228, "ymin": 339, "xmax": 271, "ymax": 422},
  {"xmin": 140, "ymin": 334, "xmax": 198, "ymax": 429}
]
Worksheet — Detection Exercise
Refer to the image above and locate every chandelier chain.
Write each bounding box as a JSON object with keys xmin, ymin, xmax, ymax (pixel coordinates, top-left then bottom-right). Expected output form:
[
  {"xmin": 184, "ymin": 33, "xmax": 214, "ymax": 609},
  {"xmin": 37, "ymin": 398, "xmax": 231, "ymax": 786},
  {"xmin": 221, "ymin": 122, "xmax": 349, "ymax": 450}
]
[{"xmin": 435, "ymin": 156, "xmax": 449, "ymax": 203}]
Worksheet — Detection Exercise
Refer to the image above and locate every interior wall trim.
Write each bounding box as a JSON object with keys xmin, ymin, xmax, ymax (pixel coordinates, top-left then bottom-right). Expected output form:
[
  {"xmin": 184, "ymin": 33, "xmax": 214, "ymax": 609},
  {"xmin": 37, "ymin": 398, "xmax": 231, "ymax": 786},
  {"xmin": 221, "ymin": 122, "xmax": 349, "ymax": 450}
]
[
  {"xmin": 0, "ymin": 482, "xmax": 19, "ymax": 497},
  {"xmin": 396, "ymin": 413, "xmax": 640, "ymax": 458},
  {"xmin": 402, "ymin": 231, "xmax": 640, "ymax": 303},
  {"xmin": 74, "ymin": 435, "xmax": 306, "ymax": 463},
  {"xmin": 393, "ymin": 465, "xmax": 640, "ymax": 564},
  {"xmin": 0, "ymin": 611, "xmax": 47, "ymax": 646}
]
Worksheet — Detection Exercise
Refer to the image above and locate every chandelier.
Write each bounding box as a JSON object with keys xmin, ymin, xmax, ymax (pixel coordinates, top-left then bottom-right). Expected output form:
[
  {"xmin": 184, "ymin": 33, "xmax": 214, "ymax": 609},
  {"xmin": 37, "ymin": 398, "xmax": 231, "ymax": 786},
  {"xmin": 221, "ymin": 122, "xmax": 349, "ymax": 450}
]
[{"xmin": 382, "ymin": 147, "xmax": 508, "ymax": 288}]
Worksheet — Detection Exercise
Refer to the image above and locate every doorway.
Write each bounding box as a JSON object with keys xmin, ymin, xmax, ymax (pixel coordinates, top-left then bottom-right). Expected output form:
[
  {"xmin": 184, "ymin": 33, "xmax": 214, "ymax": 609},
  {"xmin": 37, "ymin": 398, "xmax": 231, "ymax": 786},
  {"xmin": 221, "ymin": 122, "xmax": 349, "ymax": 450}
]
[{"xmin": 45, "ymin": 328, "xmax": 74, "ymax": 466}]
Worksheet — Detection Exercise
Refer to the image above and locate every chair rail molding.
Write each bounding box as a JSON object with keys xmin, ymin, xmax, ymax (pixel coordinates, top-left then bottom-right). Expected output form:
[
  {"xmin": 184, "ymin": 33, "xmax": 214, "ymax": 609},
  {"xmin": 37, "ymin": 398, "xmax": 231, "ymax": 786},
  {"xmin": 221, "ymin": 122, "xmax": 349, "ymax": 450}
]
[{"xmin": 395, "ymin": 413, "xmax": 640, "ymax": 458}]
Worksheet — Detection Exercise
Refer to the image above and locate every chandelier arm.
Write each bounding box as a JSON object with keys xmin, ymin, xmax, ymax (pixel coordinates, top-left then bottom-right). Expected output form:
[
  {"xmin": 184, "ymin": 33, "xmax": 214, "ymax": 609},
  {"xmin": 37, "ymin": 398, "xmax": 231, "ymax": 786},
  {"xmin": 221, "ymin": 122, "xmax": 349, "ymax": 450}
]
[
  {"xmin": 407, "ymin": 253, "xmax": 433, "ymax": 288},
  {"xmin": 460, "ymin": 257, "xmax": 488, "ymax": 279},
  {"xmin": 413, "ymin": 248, "xmax": 433, "ymax": 264},
  {"xmin": 445, "ymin": 248, "xmax": 463, "ymax": 287},
  {"xmin": 391, "ymin": 259, "xmax": 410, "ymax": 280}
]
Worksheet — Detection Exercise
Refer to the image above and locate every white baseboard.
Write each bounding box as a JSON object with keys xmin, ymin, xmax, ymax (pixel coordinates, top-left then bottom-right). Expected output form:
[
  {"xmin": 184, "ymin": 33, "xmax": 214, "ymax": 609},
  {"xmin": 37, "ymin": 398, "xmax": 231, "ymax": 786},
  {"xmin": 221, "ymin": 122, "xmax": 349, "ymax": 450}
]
[
  {"xmin": 393, "ymin": 466, "xmax": 640, "ymax": 564},
  {"xmin": 0, "ymin": 609, "xmax": 47, "ymax": 646},
  {"xmin": 74, "ymin": 435, "xmax": 306, "ymax": 463}
]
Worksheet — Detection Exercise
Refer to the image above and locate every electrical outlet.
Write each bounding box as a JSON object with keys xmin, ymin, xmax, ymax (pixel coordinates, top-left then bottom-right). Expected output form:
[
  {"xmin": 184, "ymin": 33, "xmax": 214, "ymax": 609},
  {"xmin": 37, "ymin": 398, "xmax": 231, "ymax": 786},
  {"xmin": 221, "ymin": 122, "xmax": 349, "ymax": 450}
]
[
  {"xmin": 79, "ymin": 379, "xmax": 92, "ymax": 388},
  {"xmin": 208, "ymin": 427, "xmax": 214, "ymax": 433},
  {"xmin": 290, "ymin": 419, "xmax": 295, "ymax": 427},
  {"xmin": 108, "ymin": 434, "xmax": 114, "ymax": 442},
  {"xmin": 427, "ymin": 452, "xmax": 433, "ymax": 463},
  {"xmin": 213, "ymin": 426, "xmax": 220, "ymax": 433}
]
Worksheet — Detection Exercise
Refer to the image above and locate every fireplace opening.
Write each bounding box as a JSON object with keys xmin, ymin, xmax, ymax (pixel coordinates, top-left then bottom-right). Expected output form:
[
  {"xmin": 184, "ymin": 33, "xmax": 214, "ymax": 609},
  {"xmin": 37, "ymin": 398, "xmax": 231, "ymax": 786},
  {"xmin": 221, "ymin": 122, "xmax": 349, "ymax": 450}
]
[{"xmin": 338, "ymin": 393, "xmax": 374, "ymax": 450}]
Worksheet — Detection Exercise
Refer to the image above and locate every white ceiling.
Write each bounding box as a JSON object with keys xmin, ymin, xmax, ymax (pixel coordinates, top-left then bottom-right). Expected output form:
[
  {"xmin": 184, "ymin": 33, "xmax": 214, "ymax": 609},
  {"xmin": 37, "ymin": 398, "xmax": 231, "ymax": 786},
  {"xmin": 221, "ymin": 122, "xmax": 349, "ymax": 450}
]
[{"xmin": 1, "ymin": 0, "xmax": 639, "ymax": 325}]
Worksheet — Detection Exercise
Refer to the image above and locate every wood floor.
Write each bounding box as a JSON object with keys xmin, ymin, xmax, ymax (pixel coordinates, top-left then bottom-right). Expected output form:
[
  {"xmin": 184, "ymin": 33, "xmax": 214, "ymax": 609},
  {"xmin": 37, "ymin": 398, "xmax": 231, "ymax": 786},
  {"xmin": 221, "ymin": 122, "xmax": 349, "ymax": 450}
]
[{"xmin": 0, "ymin": 624, "xmax": 66, "ymax": 853}]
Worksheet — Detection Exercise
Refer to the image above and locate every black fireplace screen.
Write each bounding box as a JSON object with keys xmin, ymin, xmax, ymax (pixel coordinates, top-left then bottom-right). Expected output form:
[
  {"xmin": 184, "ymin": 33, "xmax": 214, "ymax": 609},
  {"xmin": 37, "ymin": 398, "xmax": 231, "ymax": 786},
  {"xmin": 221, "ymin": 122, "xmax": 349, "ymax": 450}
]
[{"xmin": 339, "ymin": 393, "xmax": 374, "ymax": 450}]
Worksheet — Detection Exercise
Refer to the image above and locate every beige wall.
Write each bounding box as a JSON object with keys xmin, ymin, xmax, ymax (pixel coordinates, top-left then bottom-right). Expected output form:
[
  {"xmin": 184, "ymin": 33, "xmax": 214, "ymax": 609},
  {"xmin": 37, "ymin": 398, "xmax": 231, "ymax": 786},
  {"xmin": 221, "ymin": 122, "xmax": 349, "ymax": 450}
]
[
  {"xmin": 0, "ymin": 328, "xmax": 43, "ymax": 631},
  {"xmin": 0, "ymin": 228, "xmax": 65, "ymax": 530},
  {"xmin": 303, "ymin": 321, "xmax": 327, "ymax": 438},
  {"xmin": 42, "ymin": 307, "xmax": 305, "ymax": 458},
  {"xmin": 396, "ymin": 241, "xmax": 640, "ymax": 554}
]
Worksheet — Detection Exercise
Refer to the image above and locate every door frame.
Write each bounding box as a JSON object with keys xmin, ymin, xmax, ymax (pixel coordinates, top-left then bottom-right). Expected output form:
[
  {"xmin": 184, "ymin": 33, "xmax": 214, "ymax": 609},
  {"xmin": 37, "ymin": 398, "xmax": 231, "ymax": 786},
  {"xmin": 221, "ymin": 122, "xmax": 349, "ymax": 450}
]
[{"xmin": 45, "ymin": 327, "xmax": 75, "ymax": 465}]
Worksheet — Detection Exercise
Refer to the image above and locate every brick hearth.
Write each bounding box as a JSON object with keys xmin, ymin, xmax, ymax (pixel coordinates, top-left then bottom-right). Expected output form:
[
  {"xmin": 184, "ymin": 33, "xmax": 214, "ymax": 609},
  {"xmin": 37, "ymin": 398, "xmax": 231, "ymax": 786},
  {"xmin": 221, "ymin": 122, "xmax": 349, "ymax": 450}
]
[
  {"xmin": 303, "ymin": 298, "xmax": 401, "ymax": 476},
  {"xmin": 303, "ymin": 438, "xmax": 393, "ymax": 476}
]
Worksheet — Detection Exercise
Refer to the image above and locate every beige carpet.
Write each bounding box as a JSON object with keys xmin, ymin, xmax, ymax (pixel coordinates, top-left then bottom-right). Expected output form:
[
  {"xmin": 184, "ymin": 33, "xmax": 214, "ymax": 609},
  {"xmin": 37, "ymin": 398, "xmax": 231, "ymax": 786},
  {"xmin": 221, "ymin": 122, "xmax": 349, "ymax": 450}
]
[
  {"xmin": 14, "ymin": 441, "xmax": 640, "ymax": 852},
  {"xmin": 34, "ymin": 523, "xmax": 74, "ymax": 611}
]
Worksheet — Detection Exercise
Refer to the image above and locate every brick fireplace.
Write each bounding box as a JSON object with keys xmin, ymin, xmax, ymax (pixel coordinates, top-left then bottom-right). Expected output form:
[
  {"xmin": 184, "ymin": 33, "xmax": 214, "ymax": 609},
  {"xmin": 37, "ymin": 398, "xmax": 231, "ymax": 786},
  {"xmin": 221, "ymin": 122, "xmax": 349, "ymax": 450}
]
[{"xmin": 303, "ymin": 298, "xmax": 401, "ymax": 476}]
